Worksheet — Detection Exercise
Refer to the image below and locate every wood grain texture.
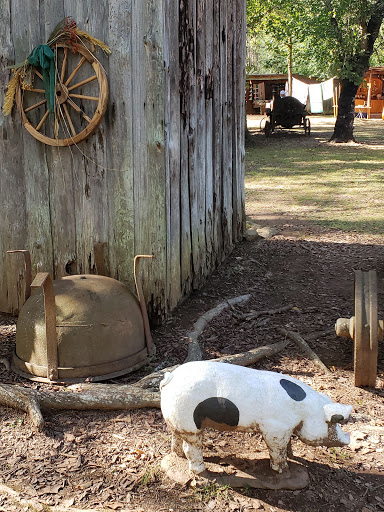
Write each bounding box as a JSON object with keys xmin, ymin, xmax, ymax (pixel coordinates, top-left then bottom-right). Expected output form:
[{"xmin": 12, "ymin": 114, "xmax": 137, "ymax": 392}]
[{"xmin": 0, "ymin": 0, "xmax": 246, "ymax": 318}]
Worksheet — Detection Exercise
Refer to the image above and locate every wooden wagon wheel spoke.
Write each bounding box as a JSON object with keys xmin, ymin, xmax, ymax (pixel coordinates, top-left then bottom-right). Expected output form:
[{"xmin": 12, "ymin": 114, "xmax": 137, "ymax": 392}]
[
  {"xmin": 60, "ymin": 47, "xmax": 68, "ymax": 83},
  {"xmin": 64, "ymin": 56, "xmax": 86, "ymax": 86},
  {"xmin": 24, "ymin": 98, "xmax": 47, "ymax": 113},
  {"xmin": 29, "ymin": 88, "xmax": 45, "ymax": 94},
  {"xmin": 67, "ymin": 97, "xmax": 92, "ymax": 123},
  {"xmin": 36, "ymin": 110, "xmax": 49, "ymax": 131},
  {"xmin": 67, "ymin": 74, "xmax": 97, "ymax": 91},
  {"xmin": 69, "ymin": 93, "xmax": 99, "ymax": 101},
  {"xmin": 61, "ymin": 103, "xmax": 76, "ymax": 137},
  {"xmin": 16, "ymin": 43, "xmax": 108, "ymax": 146}
]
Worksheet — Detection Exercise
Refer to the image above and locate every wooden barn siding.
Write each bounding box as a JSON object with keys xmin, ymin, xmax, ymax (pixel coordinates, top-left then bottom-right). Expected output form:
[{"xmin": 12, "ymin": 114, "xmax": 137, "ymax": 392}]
[
  {"xmin": 173, "ymin": 0, "xmax": 246, "ymax": 299},
  {"xmin": 0, "ymin": 0, "xmax": 245, "ymax": 318}
]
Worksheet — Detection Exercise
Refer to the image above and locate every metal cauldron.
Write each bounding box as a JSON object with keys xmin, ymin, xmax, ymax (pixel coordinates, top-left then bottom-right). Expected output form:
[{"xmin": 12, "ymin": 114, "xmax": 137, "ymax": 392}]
[{"xmin": 7, "ymin": 250, "xmax": 155, "ymax": 383}]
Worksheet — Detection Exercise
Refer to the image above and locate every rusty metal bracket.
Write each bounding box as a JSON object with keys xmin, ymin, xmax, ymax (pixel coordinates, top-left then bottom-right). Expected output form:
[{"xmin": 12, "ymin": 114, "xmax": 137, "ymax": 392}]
[
  {"xmin": 31, "ymin": 272, "xmax": 58, "ymax": 381},
  {"xmin": 7, "ymin": 250, "xmax": 32, "ymax": 304},
  {"xmin": 134, "ymin": 255, "xmax": 155, "ymax": 355}
]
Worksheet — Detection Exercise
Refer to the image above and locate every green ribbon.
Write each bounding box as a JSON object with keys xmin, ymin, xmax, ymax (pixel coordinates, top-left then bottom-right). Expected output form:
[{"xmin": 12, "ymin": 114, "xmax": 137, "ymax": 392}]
[{"xmin": 27, "ymin": 45, "xmax": 55, "ymax": 114}]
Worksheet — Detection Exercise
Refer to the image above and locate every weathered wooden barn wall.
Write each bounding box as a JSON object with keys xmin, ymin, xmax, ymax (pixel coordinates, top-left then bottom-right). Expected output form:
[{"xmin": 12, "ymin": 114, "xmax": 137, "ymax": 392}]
[{"xmin": 0, "ymin": 0, "xmax": 246, "ymax": 320}]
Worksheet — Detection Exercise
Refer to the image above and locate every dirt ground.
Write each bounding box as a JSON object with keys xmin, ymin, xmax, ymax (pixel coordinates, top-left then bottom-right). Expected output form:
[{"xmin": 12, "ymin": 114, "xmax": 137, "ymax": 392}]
[{"xmin": 1, "ymin": 117, "xmax": 384, "ymax": 512}]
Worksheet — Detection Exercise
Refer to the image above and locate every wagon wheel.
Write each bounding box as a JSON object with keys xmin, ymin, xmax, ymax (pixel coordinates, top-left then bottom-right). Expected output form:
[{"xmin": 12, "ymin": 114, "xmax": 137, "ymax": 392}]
[
  {"xmin": 264, "ymin": 120, "xmax": 271, "ymax": 137},
  {"xmin": 354, "ymin": 270, "xmax": 378, "ymax": 387},
  {"xmin": 16, "ymin": 43, "xmax": 108, "ymax": 147},
  {"xmin": 304, "ymin": 118, "xmax": 311, "ymax": 136}
]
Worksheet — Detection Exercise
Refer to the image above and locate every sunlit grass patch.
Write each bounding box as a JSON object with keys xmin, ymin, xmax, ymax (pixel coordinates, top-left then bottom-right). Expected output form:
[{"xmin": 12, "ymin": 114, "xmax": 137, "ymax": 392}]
[{"xmin": 245, "ymin": 118, "xmax": 384, "ymax": 235}]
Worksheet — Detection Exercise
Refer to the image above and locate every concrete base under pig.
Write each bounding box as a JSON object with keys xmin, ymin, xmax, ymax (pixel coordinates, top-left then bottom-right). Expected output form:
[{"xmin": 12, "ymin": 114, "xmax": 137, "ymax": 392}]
[{"xmin": 161, "ymin": 452, "xmax": 310, "ymax": 490}]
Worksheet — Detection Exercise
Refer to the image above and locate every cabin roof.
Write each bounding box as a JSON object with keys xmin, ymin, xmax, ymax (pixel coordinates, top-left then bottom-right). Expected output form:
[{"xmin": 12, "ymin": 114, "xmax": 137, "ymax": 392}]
[{"xmin": 246, "ymin": 73, "xmax": 320, "ymax": 84}]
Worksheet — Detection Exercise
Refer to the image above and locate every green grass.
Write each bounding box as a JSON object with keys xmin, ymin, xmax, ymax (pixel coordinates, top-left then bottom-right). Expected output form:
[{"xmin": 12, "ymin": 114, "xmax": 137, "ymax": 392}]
[
  {"xmin": 192, "ymin": 482, "xmax": 230, "ymax": 502},
  {"xmin": 245, "ymin": 118, "xmax": 384, "ymax": 235}
]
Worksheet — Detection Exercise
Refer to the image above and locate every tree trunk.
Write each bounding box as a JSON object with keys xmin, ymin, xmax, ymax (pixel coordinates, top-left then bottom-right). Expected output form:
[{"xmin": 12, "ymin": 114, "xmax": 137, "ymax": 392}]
[
  {"xmin": 329, "ymin": 3, "xmax": 384, "ymax": 143},
  {"xmin": 329, "ymin": 79, "xmax": 359, "ymax": 143},
  {"xmin": 287, "ymin": 38, "xmax": 293, "ymax": 97}
]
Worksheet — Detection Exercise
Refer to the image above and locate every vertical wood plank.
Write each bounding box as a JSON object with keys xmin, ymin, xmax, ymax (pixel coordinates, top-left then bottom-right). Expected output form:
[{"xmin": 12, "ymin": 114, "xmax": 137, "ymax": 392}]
[
  {"xmin": 211, "ymin": 0, "xmax": 223, "ymax": 266},
  {"xmin": 194, "ymin": 0, "xmax": 207, "ymax": 287},
  {"xmin": 164, "ymin": 0, "xmax": 181, "ymax": 309},
  {"xmin": 143, "ymin": 0, "xmax": 167, "ymax": 319},
  {"xmin": 64, "ymin": 1, "xmax": 110, "ymax": 277},
  {"xmin": 234, "ymin": 0, "xmax": 246, "ymax": 240},
  {"xmin": 5, "ymin": 0, "xmax": 54, "ymax": 311},
  {"xmin": 105, "ymin": 0, "xmax": 135, "ymax": 288},
  {"xmin": 0, "ymin": 0, "xmax": 28, "ymax": 312},
  {"xmin": 220, "ymin": 0, "xmax": 232, "ymax": 256},
  {"xmin": 179, "ymin": 0, "xmax": 194, "ymax": 296},
  {"xmin": 204, "ymin": 0, "xmax": 214, "ymax": 273},
  {"xmin": 231, "ymin": 1, "xmax": 240, "ymax": 241}
]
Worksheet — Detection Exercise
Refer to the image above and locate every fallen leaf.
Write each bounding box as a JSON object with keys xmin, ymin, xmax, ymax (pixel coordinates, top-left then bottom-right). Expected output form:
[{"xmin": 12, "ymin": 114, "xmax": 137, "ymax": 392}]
[
  {"xmin": 75, "ymin": 481, "xmax": 93, "ymax": 490},
  {"xmin": 62, "ymin": 497, "xmax": 75, "ymax": 507},
  {"xmin": 107, "ymin": 502, "xmax": 127, "ymax": 510},
  {"xmin": 38, "ymin": 484, "xmax": 63, "ymax": 495}
]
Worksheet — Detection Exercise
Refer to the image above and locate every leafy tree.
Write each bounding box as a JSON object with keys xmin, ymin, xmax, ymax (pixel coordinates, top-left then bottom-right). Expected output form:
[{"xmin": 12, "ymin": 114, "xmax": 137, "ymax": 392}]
[
  {"xmin": 315, "ymin": 0, "xmax": 384, "ymax": 141},
  {"xmin": 247, "ymin": 0, "xmax": 312, "ymax": 93},
  {"xmin": 247, "ymin": 0, "xmax": 384, "ymax": 142}
]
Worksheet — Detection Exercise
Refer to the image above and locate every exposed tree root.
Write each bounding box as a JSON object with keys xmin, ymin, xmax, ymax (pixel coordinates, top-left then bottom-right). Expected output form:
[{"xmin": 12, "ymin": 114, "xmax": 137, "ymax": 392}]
[
  {"xmin": 0, "ymin": 482, "xmax": 113, "ymax": 512},
  {"xmin": 0, "ymin": 294, "xmax": 330, "ymax": 430},
  {"xmin": 278, "ymin": 327, "xmax": 330, "ymax": 374},
  {"xmin": 184, "ymin": 294, "xmax": 252, "ymax": 362},
  {"xmin": 0, "ymin": 339, "xmax": 290, "ymax": 429}
]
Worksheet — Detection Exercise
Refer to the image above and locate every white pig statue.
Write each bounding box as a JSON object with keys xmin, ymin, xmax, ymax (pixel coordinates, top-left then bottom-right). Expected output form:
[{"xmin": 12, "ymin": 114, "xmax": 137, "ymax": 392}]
[{"xmin": 160, "ymin": 361, "xmax": 352, "ymax": 474}]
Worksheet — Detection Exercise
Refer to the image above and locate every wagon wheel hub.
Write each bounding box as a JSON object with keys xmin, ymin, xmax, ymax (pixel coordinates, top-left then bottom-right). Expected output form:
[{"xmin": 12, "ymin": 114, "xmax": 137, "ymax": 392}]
[
  {"xmin": 55, "ymin": 83, "xmax": 69, "ymax": 105},
  {"xmin": 335, "ymin": 269, "xmax": 382, "ymax": 387}
]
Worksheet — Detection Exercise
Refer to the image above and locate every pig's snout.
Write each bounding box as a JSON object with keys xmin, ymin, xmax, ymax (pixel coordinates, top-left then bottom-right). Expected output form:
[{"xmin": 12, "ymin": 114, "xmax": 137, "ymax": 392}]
[
  {"xmin": 327, "ymin": 422, "xmax": 350, "ymax": 446},
  {"xmin": 324, "ymin": 403, "xmax": 352, "ymax": 446}
]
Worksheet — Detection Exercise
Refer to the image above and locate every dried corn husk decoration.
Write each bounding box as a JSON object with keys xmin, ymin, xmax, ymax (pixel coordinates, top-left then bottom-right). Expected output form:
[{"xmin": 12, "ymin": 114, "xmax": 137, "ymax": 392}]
[
  {"xmin": 2, "ymin": 67, "xmax": 26, "ymax": 116},
  {"xmin": 75, "ymin": 29, "xmax": 111, "ymax": 54}
]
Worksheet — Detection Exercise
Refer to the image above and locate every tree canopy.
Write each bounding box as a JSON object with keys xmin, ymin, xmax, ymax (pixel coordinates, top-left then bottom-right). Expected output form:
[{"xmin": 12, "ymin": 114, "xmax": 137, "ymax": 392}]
[
  {"xmin": 247, "ymin": 0, "xmax": 384, "ymax": 82},
  {"xmin": 247, "ymin": 0, "xmax": 384, "ymax": 141}
]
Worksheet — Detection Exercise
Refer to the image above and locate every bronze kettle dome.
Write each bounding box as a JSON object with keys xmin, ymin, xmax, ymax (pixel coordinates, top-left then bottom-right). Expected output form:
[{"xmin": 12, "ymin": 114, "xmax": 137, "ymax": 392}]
[{"xmin": 8, "ymin": 251, "xmax": 155, "ymax": 383}]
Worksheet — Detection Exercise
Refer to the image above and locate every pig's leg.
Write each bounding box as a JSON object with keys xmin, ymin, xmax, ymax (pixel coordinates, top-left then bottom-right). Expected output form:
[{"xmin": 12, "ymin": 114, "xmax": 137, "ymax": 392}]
[
  {"xmin": 171, "ymin": 432, "xmax": 185, "ymax": 458},
  {"xmin": 182, "ymin": 434, "xmax": 205, "ymax": 474},
  {"xmin": 287, "ymin": 439, "xmax": 293, "ymax": 459},
  {"xmin": 263, "ymin": 432, "xmax": 292, "ymax": 473}
]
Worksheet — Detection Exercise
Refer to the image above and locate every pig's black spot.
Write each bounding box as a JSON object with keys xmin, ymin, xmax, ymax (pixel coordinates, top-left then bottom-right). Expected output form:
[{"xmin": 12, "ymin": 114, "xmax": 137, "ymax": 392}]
[
  {"xmin": 193, "ymin": 397, "xmax": 239, "ymax": 429},
  {"xmin": 280, "ymin": 379, "xmax": 306, "ymax": 401}
]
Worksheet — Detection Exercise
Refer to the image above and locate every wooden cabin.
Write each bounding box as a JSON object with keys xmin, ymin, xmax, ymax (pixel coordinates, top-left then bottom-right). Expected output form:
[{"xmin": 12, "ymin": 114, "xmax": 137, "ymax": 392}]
[
  {"xmin": 0, "ymin": 1, "xmax": 246, "ymax": 320},
  {"xmin": 246, "ymin": 74, "xmax": 287, "ymax": 114},
  {"xmin": 355, "ymin": 67, "xmax": 384, "ymax": 119},
  {"xmin": 246, "ymin": 73, "xmax": 322, "ymax": 115}
]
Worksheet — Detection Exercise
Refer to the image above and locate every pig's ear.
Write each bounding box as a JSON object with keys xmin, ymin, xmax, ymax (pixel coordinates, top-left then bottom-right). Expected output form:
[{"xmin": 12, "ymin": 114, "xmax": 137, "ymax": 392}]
[{"xmin": 323, "ymin": 403, "xmax": 353, "ymax": 423}]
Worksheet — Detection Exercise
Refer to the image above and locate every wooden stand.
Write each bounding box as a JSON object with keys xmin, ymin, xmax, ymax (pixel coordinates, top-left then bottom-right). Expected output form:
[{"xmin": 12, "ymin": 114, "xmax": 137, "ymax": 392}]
[{"xmin": 161, "ymin": 453, "xmax": 310, "ymax": 490}]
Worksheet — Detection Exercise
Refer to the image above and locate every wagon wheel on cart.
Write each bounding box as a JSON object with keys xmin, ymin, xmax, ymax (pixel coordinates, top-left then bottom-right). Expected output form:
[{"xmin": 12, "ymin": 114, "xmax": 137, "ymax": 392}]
[
  {"xmin": 16, "ymin": 43, "xmax": 108, "ymax": 146},
  {"xmin": 264, "ymin": 120, "xmax": 272, "ymax": 137},
  {"xmin": 354, "ymin": 270, "xmax": 379, "ymax": 387},
  {"xmin": 304, "ymin": 117, "xmax": 311, "ymax": 136},
  {"xmin": 335, "ymin": 269, "xmax": 381, "ymax": 387}
]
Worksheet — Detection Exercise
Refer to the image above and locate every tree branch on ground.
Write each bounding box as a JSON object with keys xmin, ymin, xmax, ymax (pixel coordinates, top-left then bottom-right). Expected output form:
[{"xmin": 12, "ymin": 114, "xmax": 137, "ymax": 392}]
[{"xmin": 278, "ymin": 327, "xmax": 330, "ymax": 374}]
